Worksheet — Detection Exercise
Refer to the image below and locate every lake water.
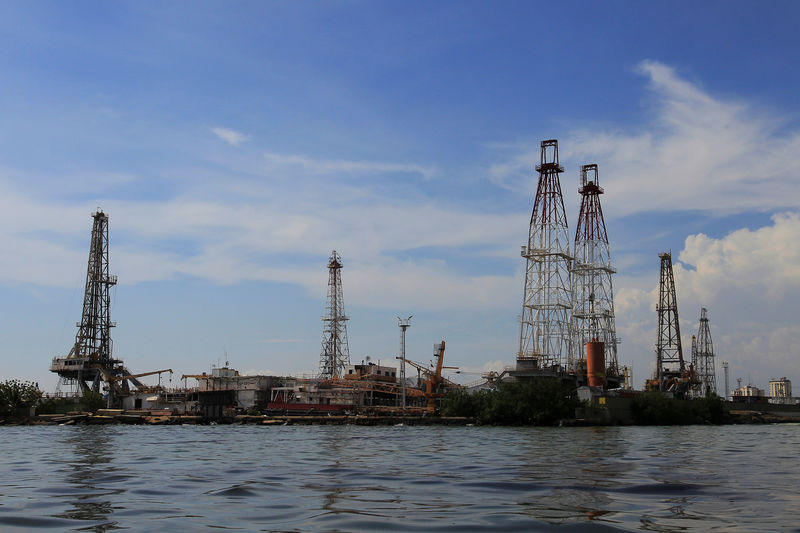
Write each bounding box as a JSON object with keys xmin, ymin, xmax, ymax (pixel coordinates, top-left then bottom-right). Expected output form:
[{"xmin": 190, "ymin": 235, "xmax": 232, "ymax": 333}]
[{"xmin": 0, "ymin": 424, "xmax": 798, "ymax": 532}]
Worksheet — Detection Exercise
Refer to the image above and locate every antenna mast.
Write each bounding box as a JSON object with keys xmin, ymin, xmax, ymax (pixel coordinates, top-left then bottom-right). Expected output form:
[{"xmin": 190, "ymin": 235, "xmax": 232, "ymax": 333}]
[
  {"xmin": 518, "ymin": 139, "xmax": 572, "ymax": 370},
  {"xmin": 318, "ymin": 250, "xmax": 351, "ymax": 379}
]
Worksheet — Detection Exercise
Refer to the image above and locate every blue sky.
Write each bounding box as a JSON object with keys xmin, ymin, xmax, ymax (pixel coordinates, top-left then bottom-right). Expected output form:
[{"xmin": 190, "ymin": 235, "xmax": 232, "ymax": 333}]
[{"xmin": 1, "ymin": 1, "xmax": 798, "ymax": 393}]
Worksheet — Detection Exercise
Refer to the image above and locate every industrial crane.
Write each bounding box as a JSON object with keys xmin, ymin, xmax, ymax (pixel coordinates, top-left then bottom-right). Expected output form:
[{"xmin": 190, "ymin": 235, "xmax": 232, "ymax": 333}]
[{"xmin": 108, "ymin": 369, "xmax": 172, "ymax": 383}]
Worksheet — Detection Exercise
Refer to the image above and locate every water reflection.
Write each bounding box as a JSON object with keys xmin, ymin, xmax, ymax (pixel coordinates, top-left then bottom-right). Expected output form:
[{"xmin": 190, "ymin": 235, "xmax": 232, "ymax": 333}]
[
  {"xmin": 55, "ymin": 427, "xmax": 125, "ymax": 531},
  {"xmin": 513, "ymin": 427, "xmax": 630, "ymax": 525}
]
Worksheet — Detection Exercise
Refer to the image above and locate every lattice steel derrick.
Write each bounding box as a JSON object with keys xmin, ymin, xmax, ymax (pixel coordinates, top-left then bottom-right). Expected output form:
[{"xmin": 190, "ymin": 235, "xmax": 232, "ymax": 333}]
[
  {"xmin": 319, "ymin": 250, "xmax": 351, "ymax": 379},
  {"xmin": 518, "ymin": 140, "xmax": 572, "ymax": 369},
  {"xmin": 655, "ymin": 252, "xmax": 684, "ymax": 387},
  {"xmin": 69, "ymin": 211, "xmax": 117, "ymax": 363},
  {"xmin": 570, "ymin": 164, "xmax": 618, "ymax": 374},
  {"xmin": 695, "ymin": 308, "xmax": 717, "ymax": 395}
]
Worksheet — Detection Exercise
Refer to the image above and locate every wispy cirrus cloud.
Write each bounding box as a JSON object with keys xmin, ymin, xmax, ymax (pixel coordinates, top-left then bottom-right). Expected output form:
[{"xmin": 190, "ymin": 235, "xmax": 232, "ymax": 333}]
[
  {"xmin": 263, "ymin": 152, "xmax": 436, "ymax": 180},
  {"xmin": 488, "ymin": 60, "xmax": 800, "ymax": 217},
  {"xmin": 212, "ymin": 127, "xmax": 249, "ymax": 146}
]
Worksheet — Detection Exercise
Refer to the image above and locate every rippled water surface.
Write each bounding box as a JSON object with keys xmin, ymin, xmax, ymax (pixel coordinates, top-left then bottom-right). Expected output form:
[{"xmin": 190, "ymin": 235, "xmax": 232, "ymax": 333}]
[{"xmin": 1, "ymin": 424, "xmax": 798, "ymax": 532}]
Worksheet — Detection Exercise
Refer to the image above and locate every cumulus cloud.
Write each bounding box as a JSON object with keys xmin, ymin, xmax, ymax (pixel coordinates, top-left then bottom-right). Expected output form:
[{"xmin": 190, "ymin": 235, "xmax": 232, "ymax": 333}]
[
  {"xmin": 212, "ymin": 127, "xmax": 248, "ymax": 146},
  {"xmin": 489, "ymin": 60, "xmax": 800, "ymax": 217},
  {"xmin": 614, "ymin": 212, "xmax": 800, "ymax": 389}
]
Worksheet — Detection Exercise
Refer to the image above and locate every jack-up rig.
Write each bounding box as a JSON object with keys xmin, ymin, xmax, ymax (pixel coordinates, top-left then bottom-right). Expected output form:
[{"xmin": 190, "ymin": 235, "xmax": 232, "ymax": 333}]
[{"xmin": 50, "ymin": 211, "xmax": 170, "ymax": 407}]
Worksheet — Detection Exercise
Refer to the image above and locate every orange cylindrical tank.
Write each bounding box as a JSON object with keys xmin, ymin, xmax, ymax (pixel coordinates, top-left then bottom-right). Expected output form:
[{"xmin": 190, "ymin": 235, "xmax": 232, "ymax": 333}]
[{"xmin": 586, "ymin": 341, "xmax": 606, "ymax": 388}]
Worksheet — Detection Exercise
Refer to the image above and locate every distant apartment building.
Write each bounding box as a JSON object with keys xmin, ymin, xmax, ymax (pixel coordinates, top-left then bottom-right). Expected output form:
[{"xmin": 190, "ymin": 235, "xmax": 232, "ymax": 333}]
[
  {"xmin": 769, "ymin": 377, "xmax": 794, "ymax": 405},
  {"xmin": 732, "ymin": 384, "xmax": 765, "ymax": 399}
]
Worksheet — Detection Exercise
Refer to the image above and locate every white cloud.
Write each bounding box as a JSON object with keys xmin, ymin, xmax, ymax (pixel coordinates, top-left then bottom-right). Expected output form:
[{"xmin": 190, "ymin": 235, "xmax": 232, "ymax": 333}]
[
  {"xmin": 488, "ymin": 60, "xmax": 800, "ymax": 217},
  {"xmin": 614, "ymin": 212, "xmax": 800, "ymax": 390},
  {"xmin": 263, "ymin": 152, "xmax": 436, "ymax": 180},
  {"xmin": 212, "ymin": 127, "xmax": 248, "ymax": 146}
]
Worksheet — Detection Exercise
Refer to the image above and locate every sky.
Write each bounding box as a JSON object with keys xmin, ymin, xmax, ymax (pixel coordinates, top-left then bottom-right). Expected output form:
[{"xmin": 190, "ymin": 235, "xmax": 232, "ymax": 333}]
[{"xmin": 0, "ymin": 1, "xmax": 798, "ymax": 394}]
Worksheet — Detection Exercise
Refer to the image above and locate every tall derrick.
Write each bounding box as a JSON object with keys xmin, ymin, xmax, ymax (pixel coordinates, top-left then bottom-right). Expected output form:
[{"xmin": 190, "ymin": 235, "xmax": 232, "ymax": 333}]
[
  {"xmin": 318, "ymin": 250, "xmax": 351, "ymax": 379},
  {"xmin": 518, "ymin": 140, "xmax": 572, "ymax": 370},
  {"xmin": 50, "ymin": 211, "xmax": 141, "ymax": 405},
  {"xmin": 570, "ymin": 164, "xmax": 619, "ymax": 378},
  {"xmin": 654, "ymin": 252, "xmax": 685, "ymax": 389},
  {"xmin": 694, "ymin": 308, "xmax": 717, "ymax": 396}
]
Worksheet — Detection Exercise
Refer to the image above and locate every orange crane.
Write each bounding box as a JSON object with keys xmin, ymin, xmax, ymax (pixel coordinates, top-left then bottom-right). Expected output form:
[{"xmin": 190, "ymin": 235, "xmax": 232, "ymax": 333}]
[{"xmin": 424, "ymin": 341, "xmax": 448, "ymax": 413}]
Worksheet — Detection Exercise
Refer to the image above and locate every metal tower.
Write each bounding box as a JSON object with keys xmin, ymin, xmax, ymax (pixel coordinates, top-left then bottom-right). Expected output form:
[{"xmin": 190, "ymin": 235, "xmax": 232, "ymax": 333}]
[
  {"xmin": 50, "ymin": 211, "xmax": 141, "ymax": 403},
  {"xmin": 654, "ymin": 252, "xmax": 685, "ymax": 388},
  {"xmin": 398, "ymin": 316, "xmax": 412, "ymax": 409},
  {"xmin": 318, "ymin": 250, "xmax": 351, "ymax": 379},
  {"xmin": 722, "ymin": 361, "xmax": 730, "ymax": 401},
  {"xmin": 518, "ymin": 139, "xmax": 573, "ymax": 370},
  {"xmin": 695, "ymin": 308, "xmax": 717, "ymax": 396},
  {"xmin": 570, "ymin": 163, "xmax": 619, "ymax": 378}
]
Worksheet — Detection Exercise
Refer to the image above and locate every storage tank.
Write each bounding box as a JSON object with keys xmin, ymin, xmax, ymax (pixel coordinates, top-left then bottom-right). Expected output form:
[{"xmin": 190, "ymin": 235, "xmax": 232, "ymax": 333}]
[{"xmin": 586, "ymin": 341, "xmax": 606, "ymax": 388}]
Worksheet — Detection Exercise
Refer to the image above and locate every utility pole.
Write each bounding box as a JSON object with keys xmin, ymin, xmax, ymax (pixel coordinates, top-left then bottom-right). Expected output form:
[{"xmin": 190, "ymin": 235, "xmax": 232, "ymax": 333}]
[{"xmin": 398, "ymin": 316, "xmax": 412, "ymax": 410}]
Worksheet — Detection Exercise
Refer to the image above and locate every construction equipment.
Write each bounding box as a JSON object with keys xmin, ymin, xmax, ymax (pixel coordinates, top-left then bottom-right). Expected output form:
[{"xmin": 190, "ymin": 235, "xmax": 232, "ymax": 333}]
[{"xmin": 423, "ymin": 341, "xmax": 450, "ymax": 413}]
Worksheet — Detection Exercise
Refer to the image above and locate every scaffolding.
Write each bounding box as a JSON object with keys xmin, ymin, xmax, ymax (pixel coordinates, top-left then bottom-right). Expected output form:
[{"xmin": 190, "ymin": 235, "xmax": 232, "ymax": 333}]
[
  {"xmin": 570, "ymin": 163, "xmax": 619, "ymax": 377},
  {"xmin": 318, "ymin": 250, "xmax": 351, "ymax": 379},
  {"xmin": 518, "ymin": 140, "xmax": 573, "ymax": 370}
]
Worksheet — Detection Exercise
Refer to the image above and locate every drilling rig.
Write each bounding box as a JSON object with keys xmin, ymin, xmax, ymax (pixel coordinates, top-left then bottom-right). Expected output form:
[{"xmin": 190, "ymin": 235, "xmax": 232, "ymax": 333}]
[
  {"xmin": 693, "ymin": 308, "xmax": 718, "ymax": 397},
  {"xmin": 570, "ymin": 163, "xmax": 621, "ymax": 388},
  {"xmin": 517, "ymin": 139, "xmax": 572, "ymax": 372},
  {"xmin": 646, "ymin": 252, "xmax": 693, "ymax": 393},
  {"xmin": 49, "ymin": 211, "xmax": 142, "ymax": 407},
  {"xmin": 318, "ymin": 250, "xmax": 351, "ymax": 379}
]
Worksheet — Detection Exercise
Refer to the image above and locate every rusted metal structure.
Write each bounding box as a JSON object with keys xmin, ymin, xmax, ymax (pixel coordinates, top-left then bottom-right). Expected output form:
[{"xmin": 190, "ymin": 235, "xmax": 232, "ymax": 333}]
[
  {"xmin": 652, "ymin": 252, "xmax": 686, "ymax": 390},
  {"xmin": 318, "ymin": 250, "xmax": 351, "ymax": 379},
  {"xmin": 570, "ymin": 163, "xmax": 620, "ymax": 384},
  {"xmin": 50, "ymin": 211, "xmax": 143, "ymax": 406},
  {"xmin": 694, "ymin": 308, "xmax": 717, "ymax": 396},
  {"xmin": 518, "ymin": 139, "xmax": 572, "ymax": 371}
]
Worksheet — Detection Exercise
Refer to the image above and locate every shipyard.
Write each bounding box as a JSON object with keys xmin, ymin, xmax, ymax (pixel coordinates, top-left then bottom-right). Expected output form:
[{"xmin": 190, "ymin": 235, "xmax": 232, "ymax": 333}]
[{"xmin": 3, "ymin": 139, "xmax": 794, "ymax": 427}]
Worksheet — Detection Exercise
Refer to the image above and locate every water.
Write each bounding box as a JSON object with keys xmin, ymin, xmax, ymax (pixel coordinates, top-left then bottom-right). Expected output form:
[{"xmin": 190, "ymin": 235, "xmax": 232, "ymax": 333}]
[{"xmin": 1, "ymin": 424, "xmax": 798, "ymax": 532}]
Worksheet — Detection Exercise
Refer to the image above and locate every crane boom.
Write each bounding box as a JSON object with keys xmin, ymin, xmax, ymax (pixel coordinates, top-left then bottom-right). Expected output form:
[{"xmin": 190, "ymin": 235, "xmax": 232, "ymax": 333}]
[{"xmin": 109, "ymin": 368, "xmax": 172, "ymax": 382}]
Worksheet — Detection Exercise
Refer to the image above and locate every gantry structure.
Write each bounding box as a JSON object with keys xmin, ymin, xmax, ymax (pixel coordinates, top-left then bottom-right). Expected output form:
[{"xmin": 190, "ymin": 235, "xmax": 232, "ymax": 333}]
[
  {"xmin": 318, "ymin": 250, "xmax": 351, "ymax": 379},
  {"xmin": 654, "ymin": 252, "xmax": 685, "ymax": 389},
  {"xmin": 518, "ymin": 140, "xmax": 573, "ymax": 370},
  {"xmin": 570, "ymin": 164, "xmax": 619, "ymax": 378},
  {"xmin": 694, "ymin": 308, "xmax": 717, "ymax": 396},
  {"xmin": 50, "ymin": 211, "xmax": 143, "ymax": 405}
]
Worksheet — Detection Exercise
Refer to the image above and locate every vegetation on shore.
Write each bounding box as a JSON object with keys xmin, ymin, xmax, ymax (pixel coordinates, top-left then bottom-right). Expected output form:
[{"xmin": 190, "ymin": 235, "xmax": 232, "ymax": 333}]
[
  {"xmin": 631, "ymin": 391, "xmax": 726, "ymax": 425},
  {"xmin": 441, "ymin": 378, "xmax": 580, "ymax": 425},
  {"xmin": 0, "ymin": 380, "xmax": 42, "ymax": 417}
]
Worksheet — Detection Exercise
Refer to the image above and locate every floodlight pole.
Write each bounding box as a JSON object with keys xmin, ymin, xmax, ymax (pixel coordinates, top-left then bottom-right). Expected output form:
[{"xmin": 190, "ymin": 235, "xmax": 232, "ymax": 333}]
[{"xmin": 398, "ymin": 316, "xmax": 412, "ymax": 410}]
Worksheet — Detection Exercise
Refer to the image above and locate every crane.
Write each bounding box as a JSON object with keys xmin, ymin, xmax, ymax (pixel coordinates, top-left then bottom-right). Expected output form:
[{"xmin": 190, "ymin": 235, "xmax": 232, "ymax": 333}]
[{"xmin": 108, "ymin": 369, "xmax": 172, "ymax": 383}]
